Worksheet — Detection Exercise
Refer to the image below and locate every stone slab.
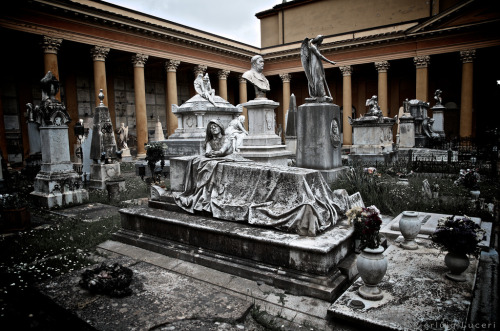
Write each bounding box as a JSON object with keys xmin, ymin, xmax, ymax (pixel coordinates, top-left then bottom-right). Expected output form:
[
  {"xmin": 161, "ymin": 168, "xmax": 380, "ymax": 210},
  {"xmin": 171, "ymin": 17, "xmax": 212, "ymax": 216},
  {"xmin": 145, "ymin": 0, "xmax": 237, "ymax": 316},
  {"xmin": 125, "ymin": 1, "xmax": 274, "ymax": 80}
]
[
  {"xmin": 50, "ymin": 202, "xmax": 120, "ymax": 222},
  {"xmin": 37, "ymin": 255, "xmax": 252, "ymax": 330},
  {"xmin": 97, "ymin": 241, "xmax": 340, "ymax": 330},
  {"xmin": 237, "ymin": 145, "xmax": 293, "ymax": 166},
  {"xmin": 380, "ymin": 212, "xmax": 491, "ymax": 249},
  {"xmin": 328, "ymin": 241, "xmax": 479, "ymax": 330},
  {"xmin": 114, "ymin": 206, "xmax": 357, "ymax": 301}
]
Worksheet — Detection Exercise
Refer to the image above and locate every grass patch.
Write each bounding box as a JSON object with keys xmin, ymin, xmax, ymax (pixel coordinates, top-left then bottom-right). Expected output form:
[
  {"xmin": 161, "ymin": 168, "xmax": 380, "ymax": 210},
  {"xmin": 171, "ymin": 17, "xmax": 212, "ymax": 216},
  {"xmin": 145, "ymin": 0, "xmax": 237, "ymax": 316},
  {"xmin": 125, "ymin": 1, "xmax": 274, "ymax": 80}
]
[
  {"xmin": 0, "ymin": 214, "xmax": 121, "ymax": 290},
  {"xmin": 332, "ymin": 163, "xmax": 497, "ymax": 222}
]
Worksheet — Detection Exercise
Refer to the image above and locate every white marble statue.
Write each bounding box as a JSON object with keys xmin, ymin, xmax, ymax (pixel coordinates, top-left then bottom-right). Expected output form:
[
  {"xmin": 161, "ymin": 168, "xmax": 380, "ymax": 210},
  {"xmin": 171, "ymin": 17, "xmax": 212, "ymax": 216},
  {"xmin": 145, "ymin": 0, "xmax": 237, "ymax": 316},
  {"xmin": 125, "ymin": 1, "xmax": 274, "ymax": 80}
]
[
  {"xmin": 225, "ymin": 115, "xmax": 248, "ymax": 152},
  {"xmin": 242, "ymin": 55, "xmax": 270, "ymax": 99},
  {"xmin": 300, "ymin": 35, "xmax": 336, "ymax": 102},
  {"xmin": 204, "ymin": 119, "xmax": 233, "ymax": 158},
  {"xmin": 365, "ymin": 95, "xmax": 382, "ymax": 116},
  {"xmin": 115, "ymin": 123, "xmax": 128, "ymax": 150},
  {"xmin": 194, "ymin": 73, "xmax": 216, "ymax": 107}
]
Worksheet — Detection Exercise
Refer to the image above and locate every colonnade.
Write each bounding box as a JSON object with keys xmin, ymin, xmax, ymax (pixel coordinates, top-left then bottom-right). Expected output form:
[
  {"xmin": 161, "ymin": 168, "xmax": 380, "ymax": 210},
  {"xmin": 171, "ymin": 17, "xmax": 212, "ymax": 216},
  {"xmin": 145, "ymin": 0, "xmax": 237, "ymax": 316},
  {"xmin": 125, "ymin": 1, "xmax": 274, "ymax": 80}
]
[
  {"xmin": 272, "ymin": 51, "xmax": 476, "ymax": 146},
  {"xmin": 9, "ymin": 34, "xmax": 478, "ymax": 161}
]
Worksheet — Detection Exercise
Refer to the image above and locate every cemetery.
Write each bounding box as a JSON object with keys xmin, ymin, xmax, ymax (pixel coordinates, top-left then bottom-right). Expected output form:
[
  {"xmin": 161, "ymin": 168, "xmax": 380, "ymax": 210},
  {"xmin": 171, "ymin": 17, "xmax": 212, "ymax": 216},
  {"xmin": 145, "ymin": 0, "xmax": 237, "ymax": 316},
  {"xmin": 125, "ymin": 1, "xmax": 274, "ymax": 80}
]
[{"xmin": 1, "ymin": 0, "xmax": 499, "ymax": 330}]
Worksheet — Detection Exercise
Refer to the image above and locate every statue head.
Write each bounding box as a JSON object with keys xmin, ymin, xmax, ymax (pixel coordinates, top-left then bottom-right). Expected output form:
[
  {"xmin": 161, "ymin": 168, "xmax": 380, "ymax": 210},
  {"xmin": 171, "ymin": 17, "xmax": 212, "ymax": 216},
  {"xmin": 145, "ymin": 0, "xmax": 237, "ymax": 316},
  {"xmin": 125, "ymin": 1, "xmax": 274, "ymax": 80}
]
[
  {"xmin": 205, "ymin": 119, "xmax": 225, "ymax": 142},
  {"xmin": 238, "ymin": 115, "xmax": 245, "ymax": 123},
  {"xmin": 312, "ymin": 35, "xmax": 324, "ymax": 46},
  {"xmin": 203, "ymin": 73, "xmax": 209, "ymax": 81},
  {"xmin": 250, "ymin": 55, "xmax": 265, "ymax": 73}
]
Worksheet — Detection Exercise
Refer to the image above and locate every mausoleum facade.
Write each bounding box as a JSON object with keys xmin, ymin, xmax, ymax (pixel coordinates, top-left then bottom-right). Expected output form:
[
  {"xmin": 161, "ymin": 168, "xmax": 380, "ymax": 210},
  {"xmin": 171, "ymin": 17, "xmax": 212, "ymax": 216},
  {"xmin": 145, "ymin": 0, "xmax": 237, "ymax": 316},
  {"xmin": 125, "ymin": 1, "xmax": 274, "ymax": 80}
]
[{"xmin": 0, "ymin": 0, "xmax": 499, "ymax": 165}]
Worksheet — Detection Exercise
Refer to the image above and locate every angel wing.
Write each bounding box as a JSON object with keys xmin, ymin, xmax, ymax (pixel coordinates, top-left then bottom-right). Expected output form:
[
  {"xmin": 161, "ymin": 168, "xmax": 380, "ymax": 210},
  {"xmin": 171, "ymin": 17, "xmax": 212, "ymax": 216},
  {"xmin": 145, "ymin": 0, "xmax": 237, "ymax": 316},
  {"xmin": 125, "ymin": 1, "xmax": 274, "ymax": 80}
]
[{"xmin": 300, "ymin": 38, "xmax": 313, "ymax": 94}]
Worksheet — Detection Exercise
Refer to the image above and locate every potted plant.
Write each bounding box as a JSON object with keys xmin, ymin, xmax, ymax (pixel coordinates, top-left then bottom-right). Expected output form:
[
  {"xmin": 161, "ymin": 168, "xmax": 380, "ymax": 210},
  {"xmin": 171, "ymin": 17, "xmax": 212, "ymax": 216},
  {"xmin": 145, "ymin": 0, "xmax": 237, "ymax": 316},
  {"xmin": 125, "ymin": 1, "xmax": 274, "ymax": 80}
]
[
  {"xmin": 0, "ymin": 192, "xmax": 30, "ymax": 232},
  {"xmin": 431, "ymin": 215, "xmax": 486, "ymax": 282},
  {"xmin": 346, "ymin": 205, "xmax": 387, "ymax": 300},
  {"xmin": 145, "ymin": 142, "xmax": 165, "ymax": 184}
]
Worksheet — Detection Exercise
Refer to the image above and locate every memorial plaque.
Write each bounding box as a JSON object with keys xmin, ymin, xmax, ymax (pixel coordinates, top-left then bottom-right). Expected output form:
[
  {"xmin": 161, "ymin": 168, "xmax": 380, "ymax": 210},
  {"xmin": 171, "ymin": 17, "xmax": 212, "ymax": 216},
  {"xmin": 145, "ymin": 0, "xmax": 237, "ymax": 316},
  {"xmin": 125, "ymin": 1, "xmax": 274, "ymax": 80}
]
[{"xmin": 347, "ymin": 192, "xmax": 365, "ymax": 208}]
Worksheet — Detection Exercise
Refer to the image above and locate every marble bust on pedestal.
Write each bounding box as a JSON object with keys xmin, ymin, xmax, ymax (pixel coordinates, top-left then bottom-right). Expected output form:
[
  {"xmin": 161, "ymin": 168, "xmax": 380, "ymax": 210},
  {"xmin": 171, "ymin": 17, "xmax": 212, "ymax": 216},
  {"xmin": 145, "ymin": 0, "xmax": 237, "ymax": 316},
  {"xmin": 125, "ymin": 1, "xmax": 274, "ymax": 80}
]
[{"xmin": 242, "ymin": 55, "xmax": 270, "ymax": 99}]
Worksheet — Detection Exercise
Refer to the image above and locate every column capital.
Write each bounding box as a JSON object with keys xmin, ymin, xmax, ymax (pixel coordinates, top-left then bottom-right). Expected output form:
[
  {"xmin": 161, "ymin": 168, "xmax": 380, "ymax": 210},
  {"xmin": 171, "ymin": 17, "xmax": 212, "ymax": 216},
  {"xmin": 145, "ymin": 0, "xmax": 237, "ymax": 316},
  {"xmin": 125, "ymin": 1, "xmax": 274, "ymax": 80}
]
[
  {"xmin": 374, "ymin": 61, "xmax": 390, "ymax": 72},
  {"xmin": 413, "ymin": 55, "xmax": 430, "ymax": 68},
  {"xmin": 339, "ymin": 65, "xmax": 353, "ymax": 76},
  {"xmin": 193, "ymin": 64, "xmax": 207, "ymax": 77},
  {"xmin": 238, "ymin": 74, "xmax": 247, "ymax": 84},
  {"xmin": 279, "ymin": 73, "xmax": 292, "ymax": 83},
  {"xmin": 217, "ymin": 69, "xmax": 230, "ymax": 80},
  {"xmin": 165, "ymin": 59, "xmax": 181, "ymax": 72},
  {"xmin": 132, "ymin": 53, "xmax": 148, "ymax": 67},
  {"xmin": 42, "ymin": 36, "xmax": 63, "ymax": 54},
  {"xmin": 460, "ymin": 49, "xmax": 476, "ymax": 63},
  {"xmin": 90, "ymin": 46, "xmax": 110, "ymax": 62}
]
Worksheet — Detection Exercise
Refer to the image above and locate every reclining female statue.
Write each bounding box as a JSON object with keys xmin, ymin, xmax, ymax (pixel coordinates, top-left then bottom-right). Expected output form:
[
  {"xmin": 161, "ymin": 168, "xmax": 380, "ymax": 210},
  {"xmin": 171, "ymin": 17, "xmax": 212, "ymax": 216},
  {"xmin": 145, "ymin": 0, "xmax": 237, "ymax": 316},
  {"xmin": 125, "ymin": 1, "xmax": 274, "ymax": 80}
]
[{"xmin": 204, "ymin": 119, "xmax": 233, "ymax": 158}]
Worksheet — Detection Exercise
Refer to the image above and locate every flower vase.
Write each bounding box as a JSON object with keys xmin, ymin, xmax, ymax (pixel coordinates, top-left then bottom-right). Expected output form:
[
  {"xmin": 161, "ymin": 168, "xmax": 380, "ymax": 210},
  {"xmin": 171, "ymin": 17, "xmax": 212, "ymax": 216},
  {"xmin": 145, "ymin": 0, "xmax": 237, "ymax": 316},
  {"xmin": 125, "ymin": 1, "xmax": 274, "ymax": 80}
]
[
  {"xmin": 399, "ymin": 211, "xmax": 421, "ymax": 250},
  {"xmin": 356, "ymin": 246, "xmax": 387, "ymax": 300},
  {"xmin": 444, "ymin": 252, "xmax": 469, "ymax": 282}
]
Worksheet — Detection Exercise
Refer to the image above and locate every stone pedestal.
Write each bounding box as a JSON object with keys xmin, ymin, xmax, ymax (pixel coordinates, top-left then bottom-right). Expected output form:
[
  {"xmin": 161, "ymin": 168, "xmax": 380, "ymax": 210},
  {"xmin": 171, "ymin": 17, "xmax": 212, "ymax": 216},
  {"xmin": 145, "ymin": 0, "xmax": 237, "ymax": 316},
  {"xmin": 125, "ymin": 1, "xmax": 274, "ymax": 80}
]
[
  {"xmin": 31, "ymin": 125, "xmax": 88, "ymax": 208},
  {"xmin": 398, "ymin": 115, "xmax": 415, "ymax": 148},
  {"xmin": 431, "ymin": 105, "xmax": 446, "ymax": 138},
  {"xmin": 348, "ymin": 118, "xmax": 398, "ymax": 164},
  {"xmin": 296, "ymin": 102, "xmax": 344, "ymax": 181},
  {"xmin": 238, "ymin": 99, "xmax": 292, "ymax": 166},
  {"xmin": 89, "ymin": 163, "xmax": 122, "ymax": 190},
  {"xmin": 120, "ymin": 148, "xmax": 132, "ymax": 162}
]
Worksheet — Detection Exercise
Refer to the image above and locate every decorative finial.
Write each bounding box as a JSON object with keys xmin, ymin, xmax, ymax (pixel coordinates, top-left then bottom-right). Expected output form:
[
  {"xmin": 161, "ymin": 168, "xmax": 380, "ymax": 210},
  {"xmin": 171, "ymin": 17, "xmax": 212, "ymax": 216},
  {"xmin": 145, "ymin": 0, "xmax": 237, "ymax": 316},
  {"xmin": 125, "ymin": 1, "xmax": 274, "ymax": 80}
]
[{"xmin": 98, "ymin": 89, "xmax": 104, "ymax": 106}]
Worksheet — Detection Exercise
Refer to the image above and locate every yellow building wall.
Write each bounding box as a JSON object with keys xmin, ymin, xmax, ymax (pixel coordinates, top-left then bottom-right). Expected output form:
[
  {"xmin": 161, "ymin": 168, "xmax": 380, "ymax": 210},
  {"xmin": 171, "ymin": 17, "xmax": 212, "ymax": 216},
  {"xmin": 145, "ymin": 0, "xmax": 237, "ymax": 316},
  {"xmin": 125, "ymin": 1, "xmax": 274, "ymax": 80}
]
[
  {"xmin": 261, "ymin": 0, "xmax": 433, "ymax": 47},
  {"xmin": 260, "ymin": 15, "xmax": 280, "ymax": 48}
]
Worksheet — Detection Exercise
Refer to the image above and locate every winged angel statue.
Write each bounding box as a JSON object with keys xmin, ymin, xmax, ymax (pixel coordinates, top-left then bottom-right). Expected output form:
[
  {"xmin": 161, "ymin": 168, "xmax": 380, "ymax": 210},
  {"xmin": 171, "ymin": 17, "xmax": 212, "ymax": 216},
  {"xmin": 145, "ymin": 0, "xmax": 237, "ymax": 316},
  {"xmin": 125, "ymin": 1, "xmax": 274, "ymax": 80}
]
[{"xmin": 300, "ymin": 35, "xmax": 336, "ymax": 102}]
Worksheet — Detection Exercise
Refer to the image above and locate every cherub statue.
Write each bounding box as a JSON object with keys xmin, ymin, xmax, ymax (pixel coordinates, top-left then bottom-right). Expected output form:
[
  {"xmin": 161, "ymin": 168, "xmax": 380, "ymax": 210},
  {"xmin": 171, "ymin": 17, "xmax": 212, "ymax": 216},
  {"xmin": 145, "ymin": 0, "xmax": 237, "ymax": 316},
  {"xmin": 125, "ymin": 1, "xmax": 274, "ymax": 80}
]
[
  {"xmin": 204, "ymin": 119, "xmax": 233, "ymax": 158},
  {"xmin": 365, "ymin": 95, "xmax": 382, "ymax": 116},
  {"xmin": 434, "ymin": 89, "xmax": 442, "ymax": 106},
  {"xmin": 300, "ymin": 35, "xmax": 336, "ymax": 102},
  {"xmin": 225, "ymin": 115, "xmax": 248, "ymax": 152},
  {"xmin": 194, "ymin": 73, "xmax": 216, "ymax": 107}
]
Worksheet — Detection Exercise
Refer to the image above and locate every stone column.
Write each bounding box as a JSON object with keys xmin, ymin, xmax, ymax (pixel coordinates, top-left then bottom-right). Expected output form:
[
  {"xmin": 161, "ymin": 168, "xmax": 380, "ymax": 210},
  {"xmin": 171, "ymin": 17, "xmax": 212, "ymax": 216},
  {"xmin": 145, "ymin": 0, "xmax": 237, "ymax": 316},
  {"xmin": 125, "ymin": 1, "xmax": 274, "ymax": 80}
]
[
  {"xmin": 165, "ymin": 59, "xmax": 180, "ymax": 137},
  {"xmin": 279, "ymin": 73, "xmax": 292, "ymax": 137},
  {"xmin": 194, "ymin": 65, "xmax": 207, "ymax": 77},
  {"xmin": 460, "ymin": 49, "xmax": 475, "ymax": 137},
  {"xmin": 414, "ymin": 55, "xmax": 430, "ymax": 102},
  {"xmin": 132, "ymin": 54, "xmax": 148, "ymax": 158},
  {"xmin": 238, "ymin": 75, "xmax": 248, "ymax": 130},
  {"xmin": 218, "ymin": 69, "xmax": 230, "ymax": 100},
  {"xmin": 42, "ymin": 36, "xmax": 63, "ymax": 100},
  {"xmin": 91, "ymin": 46, "xmax": 110, "ymax": 107},
  {"xmin": 340, "ymin": 66, "xmax": 353, "ymax": 146},
  {"xmin": 375, "ymin": 61, "xmax": 390, "ymax": 117}
]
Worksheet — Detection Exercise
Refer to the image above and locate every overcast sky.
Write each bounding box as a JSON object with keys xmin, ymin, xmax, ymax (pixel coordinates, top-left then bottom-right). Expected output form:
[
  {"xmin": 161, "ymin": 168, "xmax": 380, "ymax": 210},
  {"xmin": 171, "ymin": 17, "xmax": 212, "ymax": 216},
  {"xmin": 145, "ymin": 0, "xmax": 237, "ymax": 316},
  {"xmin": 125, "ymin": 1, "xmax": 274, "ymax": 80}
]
[{"xmin": 102, "ymin": 0, "xmax": 280, "ymax": 47}]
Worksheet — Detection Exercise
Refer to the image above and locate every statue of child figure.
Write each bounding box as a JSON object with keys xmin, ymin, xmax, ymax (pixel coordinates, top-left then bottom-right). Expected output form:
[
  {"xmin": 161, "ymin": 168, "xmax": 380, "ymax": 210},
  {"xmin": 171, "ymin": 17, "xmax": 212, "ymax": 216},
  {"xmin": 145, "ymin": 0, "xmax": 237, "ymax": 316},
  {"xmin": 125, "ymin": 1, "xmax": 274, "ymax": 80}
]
[{"xmin": 225, "ymin": 115, "xmax": 248, "ymax": 152}]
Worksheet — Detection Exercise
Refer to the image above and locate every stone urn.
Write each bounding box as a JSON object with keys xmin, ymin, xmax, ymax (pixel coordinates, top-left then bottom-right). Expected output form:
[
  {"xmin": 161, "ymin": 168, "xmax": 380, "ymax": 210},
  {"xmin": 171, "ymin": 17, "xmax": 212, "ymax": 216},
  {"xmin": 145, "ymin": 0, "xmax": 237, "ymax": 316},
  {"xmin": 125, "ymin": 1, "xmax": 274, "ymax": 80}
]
[
  {"xmin": 399, "ymin": 211, "xmax": 421, "ymax": 250},
  {"xmin": 356, "ymin": 246, "xmax": 388, "ymax": 300},
  {"xmin": 444, "ymin": 252, "xmax": 469, "ymax": 282}
]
